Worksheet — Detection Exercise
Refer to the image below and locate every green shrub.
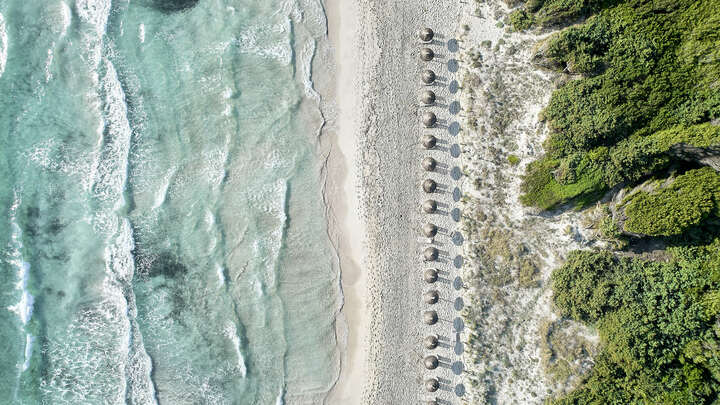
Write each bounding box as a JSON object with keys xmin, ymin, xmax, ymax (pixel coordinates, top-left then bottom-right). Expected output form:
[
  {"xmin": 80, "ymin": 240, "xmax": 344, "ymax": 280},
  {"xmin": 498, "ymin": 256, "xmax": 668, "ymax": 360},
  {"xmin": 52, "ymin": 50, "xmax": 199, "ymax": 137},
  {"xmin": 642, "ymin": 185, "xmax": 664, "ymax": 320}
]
[
  {"xmin": 509, "ymin": 9, "xmax": 534, "ymax": 31},
  {"xmin": 507, "ymin": 154, "xmax": 521, "ymax": 165},
  {"xmin": 511, "ymin": 3, "xmax": 720, "ymax": 400},
  {"xmin": 550, "ymin": 241, "xmax": 720, "ymax": 404},
  {"xmin": 623, "ymin": 167, "xmax": 720, "ymax": 236},
  {"xmin": 519, "ymin": 0, "xmax": 720, "ymax": 211},
  {"xmin": 520, "ymin": 155, "xmax": 606, "ymax": 210}
]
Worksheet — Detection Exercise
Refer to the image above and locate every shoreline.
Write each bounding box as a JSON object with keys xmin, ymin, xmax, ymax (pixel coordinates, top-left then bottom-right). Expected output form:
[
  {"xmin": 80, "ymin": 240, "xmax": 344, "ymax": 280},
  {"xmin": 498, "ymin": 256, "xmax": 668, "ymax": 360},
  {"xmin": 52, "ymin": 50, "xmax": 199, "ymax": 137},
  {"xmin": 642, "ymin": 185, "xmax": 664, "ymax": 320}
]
[{"xmin": 322, "ymin": 1, "xmax": 368, "ymax": 404}]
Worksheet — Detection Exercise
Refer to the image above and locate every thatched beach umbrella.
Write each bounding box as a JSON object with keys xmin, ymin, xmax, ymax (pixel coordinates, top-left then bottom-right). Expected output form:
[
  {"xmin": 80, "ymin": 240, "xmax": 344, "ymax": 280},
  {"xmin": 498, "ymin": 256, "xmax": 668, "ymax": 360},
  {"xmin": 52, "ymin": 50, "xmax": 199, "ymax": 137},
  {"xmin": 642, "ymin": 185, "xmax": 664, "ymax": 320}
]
[
  {"xmin": 424, "ymin": 268, "xmax": 438, "ymax": 283},
  {"xmin": 422, "ymin": 223, "xmax": 438, "ymax": 237},
  {"xmin": 422, "ymin": 135, "xmax": 437, "ymax": 149},
  {"xmin": 425, "ymin": 378, "xmax": 440, "ymax": 392},
  {"xmin": 422, "ymin": 199, "xmax": 437, "ymax": 213},
  {"xmin": 424, "ymin": 247, "xmax": 439, "ymax": 261},
  {"xmin": 419, "ymin": 27, "xmax": 434, "ymax": 42},
  {"xmin": 423, "ymin": 310, "xmax": 438, "ymax": 325},
  {"xmin": 422, "ymin": 112, "xmax": 437, "ymax": 127},
  {"xmin": 424, "ymin": 334, "xmax": 439, "ymax": 349},
  {"xmin": 422, "ymin": 179, "xmax": 437, "ymax": 193},
  {"xmin": 424, "ymin": 355, "xmax": 439, "ymax": 370},
  {"xmin": 420, "ymin": 90, "xmax": 436, "ymax": 105},
  {"xmin": 420, "ymin": 47, "xmax": 434, "ymax": 61},
  {"xmin": 422, "ymin": 156, "xmax": 437, "ymax": 171},
  {"xmin": 424, "ymin": 290, "xmax": 439, "ymax": 304},
  {"xmin": 421, "ymin": 69, "xmax": 436, "ymax": 84}
]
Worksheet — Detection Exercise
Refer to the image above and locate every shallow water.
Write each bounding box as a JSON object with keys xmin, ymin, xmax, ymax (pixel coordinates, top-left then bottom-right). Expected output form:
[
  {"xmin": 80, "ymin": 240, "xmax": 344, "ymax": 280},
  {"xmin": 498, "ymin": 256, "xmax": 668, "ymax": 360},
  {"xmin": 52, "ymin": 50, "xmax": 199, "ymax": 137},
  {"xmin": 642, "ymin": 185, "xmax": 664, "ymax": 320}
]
[{"xmin": 0, "ymin": 1, "xmax": 340, "ymax": 403}]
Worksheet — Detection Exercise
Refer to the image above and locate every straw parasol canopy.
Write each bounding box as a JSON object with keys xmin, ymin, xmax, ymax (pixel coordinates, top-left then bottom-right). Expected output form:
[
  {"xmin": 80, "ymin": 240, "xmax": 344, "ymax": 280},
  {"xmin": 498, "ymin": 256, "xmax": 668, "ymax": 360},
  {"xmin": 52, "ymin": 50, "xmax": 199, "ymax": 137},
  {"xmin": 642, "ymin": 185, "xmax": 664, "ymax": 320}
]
[
  {"xmin": 424, "ymin": 268, "xmax": 438, "ymax": 283},
  {"xmin": 420, "ymin": 47, "xmax": 434, "ymax": 61},
  {"xmin": 422, "ymin": 223, "xmax": 438, "ymax": 237},
  {"xmin": 425, "ymin": 378, "xmax": 440, "ymax": 392},
  {"xmin": 420, "ymin": 90, "xmax": 436, "ymax": 105},
  {"xmin": 421, "ymin": 69, "xmax": 436, "ymax": 84},
  {"xmin": 422, "ymin": 179, "xmax": 437, "ymax": 193},
  {"xmin": 424, "ymin": 355, "xmax": 439, "ymax": 370},
  {"xmin": 424, "ymin": 247, "xmax": 439, "ymax": 261},
  {"xmin": 422, "ymin": 112, "xmax": 437, "ymax": 127},
  {"xmin": 419, "ymin": 27, "xmax": 434, "ymax": 42},
  {"xmin": 422, "ymin": 135, "xmax": 437, "ymax": 149},
  {"xmin": 424, "ymin": 335, "xmax": 439, "ymax": 349},
  {"xmin": 424, "ymin": 310, "xmax": 438, "ymax": 325},
  {"xmin": 422, "ymin": 199, "xmax": 438, "ymax": 213},
  {"xmin": 424, "ymin": 290, "xmax": 439, "ymax": 304},
  {"xmin": 422, "ymin": 156, "xmax": 437, "ymax": 171}
]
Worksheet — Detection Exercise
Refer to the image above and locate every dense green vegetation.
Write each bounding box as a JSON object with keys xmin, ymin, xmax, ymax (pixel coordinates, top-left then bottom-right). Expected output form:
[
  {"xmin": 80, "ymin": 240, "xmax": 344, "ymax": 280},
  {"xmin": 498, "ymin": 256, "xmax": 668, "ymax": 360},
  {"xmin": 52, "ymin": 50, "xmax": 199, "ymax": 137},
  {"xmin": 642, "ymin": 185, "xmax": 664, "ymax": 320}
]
[
  {"xmin": 505, "ymin": 0, "xmax": 720, "ymax": 401},
  {"xmin": 514, "ymin": 0, "xmax": 720, "ymax": 211},
  {"xmin": 510, "ymin": 0, "xmax": 622, "ymax": 29},
  {"xmin": 622, "ymin": 167, "xmax": 720, "ymax": 236},
  {"xmin": 551, "ymin": 243, "xmax": 720, "ymax": 404}
]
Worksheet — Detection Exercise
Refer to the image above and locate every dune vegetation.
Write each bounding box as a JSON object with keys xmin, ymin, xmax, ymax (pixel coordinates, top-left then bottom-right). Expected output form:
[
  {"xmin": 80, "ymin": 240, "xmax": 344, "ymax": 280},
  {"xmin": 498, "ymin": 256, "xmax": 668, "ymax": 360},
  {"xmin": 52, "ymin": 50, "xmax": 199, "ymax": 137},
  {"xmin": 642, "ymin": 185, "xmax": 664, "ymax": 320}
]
[{"xmin": 509, "ymin": 0, "xmax": 720, "ymax": 402}]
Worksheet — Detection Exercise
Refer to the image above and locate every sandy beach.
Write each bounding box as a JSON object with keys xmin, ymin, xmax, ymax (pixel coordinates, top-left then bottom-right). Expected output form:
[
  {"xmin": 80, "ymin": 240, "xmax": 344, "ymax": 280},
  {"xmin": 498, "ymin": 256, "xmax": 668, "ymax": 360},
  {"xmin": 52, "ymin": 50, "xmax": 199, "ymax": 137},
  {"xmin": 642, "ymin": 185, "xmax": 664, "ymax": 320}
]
[
  {"xmin": 323, "ymin": 0, "xmax": 466, "ymax": 403},
  {"xmin": 323, "ymin": 1, "xmax": 367, "ymax": 404}
]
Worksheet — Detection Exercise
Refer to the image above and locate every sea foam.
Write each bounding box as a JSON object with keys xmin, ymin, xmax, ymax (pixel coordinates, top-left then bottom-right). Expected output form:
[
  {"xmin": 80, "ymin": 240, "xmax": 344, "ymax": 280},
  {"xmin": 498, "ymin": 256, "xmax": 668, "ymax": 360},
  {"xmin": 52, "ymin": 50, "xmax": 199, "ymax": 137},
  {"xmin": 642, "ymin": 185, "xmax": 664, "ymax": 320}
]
[
  {"xmin": 0, "ymin": 13, "xmax": 7, "ymax": 79},
  {"xmin": 7, "ymin": 194, "xmax": 34, "ymax": 327}
]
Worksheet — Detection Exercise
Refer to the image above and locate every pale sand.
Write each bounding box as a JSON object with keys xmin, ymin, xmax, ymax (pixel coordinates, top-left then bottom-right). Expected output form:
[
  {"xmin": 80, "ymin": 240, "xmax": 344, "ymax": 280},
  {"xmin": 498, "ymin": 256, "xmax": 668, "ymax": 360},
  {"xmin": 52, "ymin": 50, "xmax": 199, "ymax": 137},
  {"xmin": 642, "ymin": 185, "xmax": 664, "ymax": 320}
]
[
  {"xmin": 323, "ymin": 0, "xmax": 466, "ymax": 403},
  {"xmin": 323, "ymin": 0, "xmax": 368, "ymax": 404}
]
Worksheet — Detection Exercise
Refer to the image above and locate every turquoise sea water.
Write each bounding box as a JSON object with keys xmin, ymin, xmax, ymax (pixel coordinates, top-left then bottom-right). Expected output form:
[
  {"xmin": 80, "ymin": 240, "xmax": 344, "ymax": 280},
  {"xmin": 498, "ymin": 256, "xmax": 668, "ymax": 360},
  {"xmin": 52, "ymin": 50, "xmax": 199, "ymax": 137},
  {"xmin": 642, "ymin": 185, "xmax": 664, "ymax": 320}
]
[{"xmin": 0, "ymin": 1, "xmax": 341, "ymax": 403}]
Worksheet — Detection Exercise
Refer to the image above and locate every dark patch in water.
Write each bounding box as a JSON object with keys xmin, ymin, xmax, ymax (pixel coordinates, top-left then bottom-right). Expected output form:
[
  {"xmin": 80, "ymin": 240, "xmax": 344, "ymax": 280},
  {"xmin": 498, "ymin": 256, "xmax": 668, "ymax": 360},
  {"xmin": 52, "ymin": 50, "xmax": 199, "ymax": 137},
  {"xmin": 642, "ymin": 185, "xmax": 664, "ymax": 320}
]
[
  {"xmin": 46, "ymin": 218, "xmax": 65, "ymax": 235},
  {"xmin": 26, "ymin": 206, "xmax": 40, "ymax": 219},
  {"xmin": 153, "ymin": 283, "xmax": 188, "ymax": 325},
  {"xmin": 24, "ymin": 206, "xmax": 40, "ymax": 238},
  {"xmin": 150, "ymin": 0, "xmax": 200, "ymax": 13},
  {"xmin": 146, "ymin": 252, "xmax": 188, "ymax": 279},
  {"xmin": 168, "ymin": 286, "xmax": 186, "ymax": 321}
]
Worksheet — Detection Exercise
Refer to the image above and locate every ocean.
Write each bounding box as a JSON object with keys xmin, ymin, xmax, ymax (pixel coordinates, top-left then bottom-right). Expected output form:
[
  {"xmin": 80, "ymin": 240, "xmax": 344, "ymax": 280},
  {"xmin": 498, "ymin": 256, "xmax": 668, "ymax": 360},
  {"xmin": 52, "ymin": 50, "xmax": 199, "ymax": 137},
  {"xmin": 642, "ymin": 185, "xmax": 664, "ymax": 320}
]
[{"xmin": 0, "ymin": 0, "xmax": 341, "ymax": 403}]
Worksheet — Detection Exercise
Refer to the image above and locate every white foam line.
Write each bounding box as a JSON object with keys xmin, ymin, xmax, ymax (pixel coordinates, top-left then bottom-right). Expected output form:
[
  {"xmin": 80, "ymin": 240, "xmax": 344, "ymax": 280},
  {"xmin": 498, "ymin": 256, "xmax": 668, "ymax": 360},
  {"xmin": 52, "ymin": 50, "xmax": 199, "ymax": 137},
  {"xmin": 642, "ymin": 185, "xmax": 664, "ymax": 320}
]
[
  {"xmin": 59, "ymin": 1, "xmax": 72, "ymax": 38},
  {"xmin": 7, "ymin": 193, "xmax": 34, "ymax": 326},
  {"xmin": 300, "ymin": 39, "xmax": 320, "ymax": 102},
  {"xmin": 233, "ymin": 20, "xmax": 293, "ymax": 64},
  {"xmin": 0, "ymin": 13, "xmax": 8, "ymax": 79},
  {"xmin": 23, "ymin": 334, "xmax": 35, "ymax": 371},
  {"xmin": 45, "ymin": 47, "xmax": 54, "ymax": 82},
  {"xmin": 223, "ymin": 323, "xmax": 247, "ymax": 378},
  {"xmin": 5, "ymin": 193, "xmax": 35, "ymax": 380}
]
